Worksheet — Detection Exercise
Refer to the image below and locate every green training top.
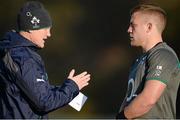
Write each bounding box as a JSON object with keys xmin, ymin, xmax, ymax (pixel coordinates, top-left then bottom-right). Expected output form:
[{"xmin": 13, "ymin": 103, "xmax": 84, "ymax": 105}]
[{"xmin": 119, "ymin": 42, "xmax": 180, "ymax": 119}]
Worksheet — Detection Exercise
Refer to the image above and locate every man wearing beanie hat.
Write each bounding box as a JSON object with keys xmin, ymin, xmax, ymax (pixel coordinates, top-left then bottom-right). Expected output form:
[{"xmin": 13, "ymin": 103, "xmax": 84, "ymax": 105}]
[
  {"xmin": 17, "ymin": 1, "xmax": 52, "ymax": 31},
  {"xmin": 0, "ymin": 1, "xmax": 91, "ymax": 119}
]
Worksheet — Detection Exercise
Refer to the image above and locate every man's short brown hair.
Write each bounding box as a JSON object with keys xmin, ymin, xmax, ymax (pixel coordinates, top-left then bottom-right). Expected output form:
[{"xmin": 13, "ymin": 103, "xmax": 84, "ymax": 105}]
[{"xmin": 130, "ymin": 4, "xmax": 167, "ymax": 33}]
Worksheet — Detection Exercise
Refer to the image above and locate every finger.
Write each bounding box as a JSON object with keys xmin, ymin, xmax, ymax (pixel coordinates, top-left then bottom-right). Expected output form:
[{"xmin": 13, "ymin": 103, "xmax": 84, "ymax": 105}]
[
  {"xmin": 83, "ymin": 74, "xmax": 91, "ymax": 79},
  {"xmin": 79, "ymin": 82, "xmax": 89, "ymax": 90},
  {"xmin": 84, "ymin": 77, "xmax": 91, "ymax": 83},
  {"xmin": 75, "ymin": 71, "xmax": 87, "ymax": 78},
  {"xmin": 79, "ymin": 77, "xmax": 90, "ymax": 87},
  {"xmin": 68, "ymin": 69, "xmax": 75, "ymax": 78}
]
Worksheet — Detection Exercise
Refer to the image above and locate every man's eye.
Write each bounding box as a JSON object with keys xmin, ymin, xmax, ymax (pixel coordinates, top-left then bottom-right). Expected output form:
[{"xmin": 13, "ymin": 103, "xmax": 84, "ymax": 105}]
[
  {"xmin": 131, "ymin": 25, "xmax": 135, "ymax": 29},
  {"xmin": 132, "ymin": 24, "xmax": 136, "ymax": 29}
]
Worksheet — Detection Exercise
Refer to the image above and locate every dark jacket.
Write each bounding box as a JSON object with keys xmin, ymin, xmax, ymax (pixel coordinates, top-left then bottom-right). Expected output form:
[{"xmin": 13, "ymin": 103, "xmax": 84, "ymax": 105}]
[{"xmin": 0, "ymin": 31, "xmax": 79, "ymax": 119}]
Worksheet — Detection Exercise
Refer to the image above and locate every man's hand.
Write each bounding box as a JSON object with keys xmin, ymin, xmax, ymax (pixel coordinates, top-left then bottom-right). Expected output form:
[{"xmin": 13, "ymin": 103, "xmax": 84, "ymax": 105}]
[{"xmin": 68, "ymin": 69, "xmax": 91, "ymax": 90}]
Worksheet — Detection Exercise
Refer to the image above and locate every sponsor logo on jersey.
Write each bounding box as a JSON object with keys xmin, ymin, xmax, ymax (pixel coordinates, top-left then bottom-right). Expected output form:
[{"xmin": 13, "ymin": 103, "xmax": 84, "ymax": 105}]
[{"xmin": 155, "ymin": 65, "xmax": 162, "ymax": 76}]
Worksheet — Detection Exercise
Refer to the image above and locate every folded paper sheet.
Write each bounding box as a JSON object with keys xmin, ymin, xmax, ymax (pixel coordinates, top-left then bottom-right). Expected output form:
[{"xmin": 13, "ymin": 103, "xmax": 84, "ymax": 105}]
[{"xmin": 68, "ymin": 92, "xmax": 88, "ymax": 111}]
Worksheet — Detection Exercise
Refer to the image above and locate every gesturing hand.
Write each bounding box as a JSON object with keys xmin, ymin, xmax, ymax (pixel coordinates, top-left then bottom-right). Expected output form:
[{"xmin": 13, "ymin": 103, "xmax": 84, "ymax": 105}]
[{"xmin": 68, "ymin": 69, "xmax": 91, "ymax": 90}]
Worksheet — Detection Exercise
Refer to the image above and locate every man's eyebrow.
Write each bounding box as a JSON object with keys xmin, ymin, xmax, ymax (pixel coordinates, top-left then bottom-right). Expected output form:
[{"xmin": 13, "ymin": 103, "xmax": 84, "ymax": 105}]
[{"xmin": 130, "ymin": 22, "xmax": 137, "ymax": 26}]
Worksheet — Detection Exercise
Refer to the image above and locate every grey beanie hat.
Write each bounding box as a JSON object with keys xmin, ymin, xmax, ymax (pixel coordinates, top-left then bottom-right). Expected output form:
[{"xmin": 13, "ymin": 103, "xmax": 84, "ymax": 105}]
[{"xmin": 17, "ymin": 1, "xmax": 52, "ymax": 31}]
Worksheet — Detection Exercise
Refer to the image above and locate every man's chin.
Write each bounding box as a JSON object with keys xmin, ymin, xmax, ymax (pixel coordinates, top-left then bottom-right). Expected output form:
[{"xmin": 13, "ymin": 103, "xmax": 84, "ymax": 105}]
[
  {"xmin": 130, "ymin": 42, "xmax": 139, "ymax": 47},
  {"xmin": 37, "ymin": 44, "xmax": 45, "ymax": 49},
  {"xmin": 130, "ymin": 41, "xmax": 135, "ymax": 46}
]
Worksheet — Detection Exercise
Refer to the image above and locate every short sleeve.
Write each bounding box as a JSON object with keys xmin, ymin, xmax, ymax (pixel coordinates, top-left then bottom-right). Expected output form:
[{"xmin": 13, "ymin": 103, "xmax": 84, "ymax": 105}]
[{"xmin": 146, "ymin": 49, "xmax": 178, "ymax": 85}]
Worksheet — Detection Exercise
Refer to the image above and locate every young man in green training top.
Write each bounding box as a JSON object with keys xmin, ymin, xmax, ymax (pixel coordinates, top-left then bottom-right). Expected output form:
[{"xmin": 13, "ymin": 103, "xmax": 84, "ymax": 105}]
[{"xmin": 116, "ymin": 4, "xmax": 180, "ymax": 119}]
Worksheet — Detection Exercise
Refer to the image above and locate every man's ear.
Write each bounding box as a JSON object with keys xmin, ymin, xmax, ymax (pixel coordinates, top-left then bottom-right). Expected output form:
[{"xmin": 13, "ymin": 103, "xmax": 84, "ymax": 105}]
[{"xmin": 146, "ymin": 23, "xmax": 152, "ymax": 33}]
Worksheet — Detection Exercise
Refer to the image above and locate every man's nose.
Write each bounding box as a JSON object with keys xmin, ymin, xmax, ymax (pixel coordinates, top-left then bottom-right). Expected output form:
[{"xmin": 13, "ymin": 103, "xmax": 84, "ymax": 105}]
[
  {"xmin": 127, "ymin": 26, "xmax": 132, "ymax": 33},
  {"xmin": 47, "ymin": 29, "xmax": 51, "ymax": 37}
]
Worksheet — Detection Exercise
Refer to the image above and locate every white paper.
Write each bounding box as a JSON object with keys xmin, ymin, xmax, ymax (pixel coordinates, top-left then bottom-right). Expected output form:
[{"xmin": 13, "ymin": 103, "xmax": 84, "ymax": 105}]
[{"xmin": 68, "ymin": 92, "xmax": 87, "ymax": 111}]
